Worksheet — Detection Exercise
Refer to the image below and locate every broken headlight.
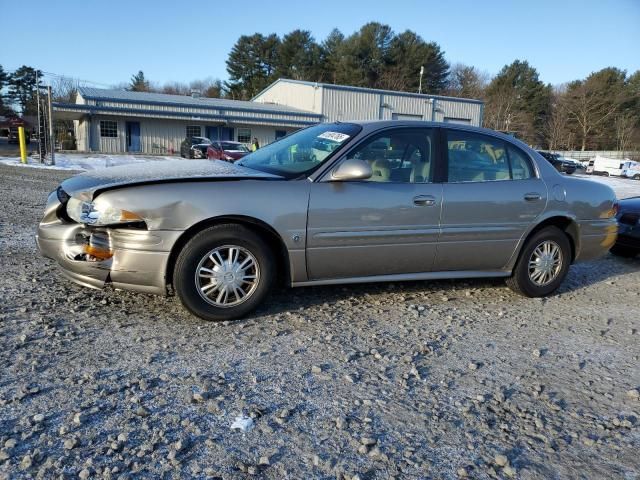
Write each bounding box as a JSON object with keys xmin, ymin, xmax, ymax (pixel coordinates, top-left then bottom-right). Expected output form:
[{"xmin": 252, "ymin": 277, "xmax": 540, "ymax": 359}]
[{"xmin": 66, "ymin": 197, "xmax": 143, "ymax": 226}]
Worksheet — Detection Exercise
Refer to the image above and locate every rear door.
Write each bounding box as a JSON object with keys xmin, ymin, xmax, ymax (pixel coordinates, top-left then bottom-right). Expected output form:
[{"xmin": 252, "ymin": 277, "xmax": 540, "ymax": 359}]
[
  {"xmin": 434, "ymin": 128, "xmax": 546, "ymax": 272},
  {"xmin": 306, "ymin": 127, "xmax": 443, "ymax": 280}
]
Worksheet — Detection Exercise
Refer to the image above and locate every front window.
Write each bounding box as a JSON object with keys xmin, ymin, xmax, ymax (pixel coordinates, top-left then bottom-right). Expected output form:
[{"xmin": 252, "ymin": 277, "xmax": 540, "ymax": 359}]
[
  {"xmin": 237, "ymin": 123, "xmax": 362, "ymax": 179},
  {"xmin": 343, "ymin": 128, "xmax": 435, "ymax": 183},
  {"xmin": 100, "ymin": 120, "xmax": 118, "ymax": 138},
  {"xmin": 237, "ymin": 128, "xmax": 252, "ymax": 143}
]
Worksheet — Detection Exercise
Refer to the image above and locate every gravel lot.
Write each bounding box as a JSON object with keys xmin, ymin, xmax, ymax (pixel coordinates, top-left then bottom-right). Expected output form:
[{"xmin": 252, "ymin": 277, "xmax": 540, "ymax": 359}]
[{"xmin": 0, "ymin": 164, "xmax": 639, "ymax": 479}]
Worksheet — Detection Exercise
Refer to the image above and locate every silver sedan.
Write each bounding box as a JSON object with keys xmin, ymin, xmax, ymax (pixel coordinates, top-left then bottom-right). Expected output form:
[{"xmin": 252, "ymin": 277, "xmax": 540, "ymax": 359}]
[{"xmin": 37, "ymin": 121, "xmax": 618, "ymax": 321}]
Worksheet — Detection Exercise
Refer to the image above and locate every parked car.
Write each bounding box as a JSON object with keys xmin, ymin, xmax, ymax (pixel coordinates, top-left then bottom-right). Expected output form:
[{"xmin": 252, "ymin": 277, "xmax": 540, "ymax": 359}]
[
  {"xmin": 559, "ymin": 156, "xmax": 584, "ymax": 171},
  {"xmin": 537, "ymin": 151, "xmax": 576, "ymax": 174},
  {"xmin": 621, "ymin": 162, "xmax": 640, "ymax": 180},
  {"xmin": 610, "ymin": 197, "xmax": 640, "ymax": 258},
  {"xmin": 37, "ymin": 121, "xmax": 618, "ymax": 321},
  {"xmin": 206, "ymin": 141, "xmax": 250, "ymax": 162},
  {"xmin": 7, "ymin": 127, "xmax": 31, "ymax": 144},
  {"xmin": 180, "ymin": 136, "xmax": 211, "ymax": 159}
]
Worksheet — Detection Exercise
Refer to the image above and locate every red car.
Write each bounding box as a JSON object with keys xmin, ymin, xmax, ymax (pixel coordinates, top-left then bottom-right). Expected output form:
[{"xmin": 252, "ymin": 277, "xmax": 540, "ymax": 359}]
[{"xmin": 206, "ymin": 141, "xmax": 250, "ymax": 162}]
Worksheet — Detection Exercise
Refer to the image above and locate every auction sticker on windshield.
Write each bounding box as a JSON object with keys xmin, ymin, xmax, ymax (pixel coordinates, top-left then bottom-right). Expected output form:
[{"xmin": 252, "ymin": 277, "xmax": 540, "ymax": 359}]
[{"xmin": 318, "ymin": 131, "xmax": 351, "ymax": 143}]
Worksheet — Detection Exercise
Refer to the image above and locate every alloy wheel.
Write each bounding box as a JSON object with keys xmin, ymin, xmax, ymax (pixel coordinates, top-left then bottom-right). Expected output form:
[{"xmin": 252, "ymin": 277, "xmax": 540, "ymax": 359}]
[
  {"xmin": 528, "ymin": 240, "xmax": 563, "ymax": 286},
  {"xmin": 195, "ymin": 245, "xmax": 260, "ymax": 307}
]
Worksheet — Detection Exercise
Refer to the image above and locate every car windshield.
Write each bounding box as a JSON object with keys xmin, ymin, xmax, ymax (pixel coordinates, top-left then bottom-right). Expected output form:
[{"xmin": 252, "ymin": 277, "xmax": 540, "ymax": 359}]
[
  {"xmin": 237, "ymin": 123, "xmax": 362, "ymax": 178},
  {"xmin": 221, "ymin": 142, "xmax": 249, "ymax": 152}
]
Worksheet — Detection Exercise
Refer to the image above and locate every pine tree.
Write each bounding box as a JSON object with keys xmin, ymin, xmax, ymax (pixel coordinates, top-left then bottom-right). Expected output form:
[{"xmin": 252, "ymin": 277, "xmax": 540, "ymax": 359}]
[
  {"xmin": 7, "ymin": 65, "xmax": 42, "ymax": 116},
  {"xmin": 129, "ymin": 71, "xmax": 150, "ymax": 92}
]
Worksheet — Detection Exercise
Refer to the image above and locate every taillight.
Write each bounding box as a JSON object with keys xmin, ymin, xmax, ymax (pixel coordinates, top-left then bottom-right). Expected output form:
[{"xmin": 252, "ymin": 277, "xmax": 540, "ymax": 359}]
[{"xmin": 602, "ymin": 200, "xmax": 619, "ymax": 219}]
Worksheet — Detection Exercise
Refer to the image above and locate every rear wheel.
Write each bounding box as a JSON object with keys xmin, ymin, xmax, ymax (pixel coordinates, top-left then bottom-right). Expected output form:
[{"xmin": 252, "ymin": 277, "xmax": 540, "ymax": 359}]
[
  {"xmin": 633, "ymin": 174, "xmax": 640, "ymax": 180},
  {"xmin": 506, "ymin": 226, "xmax": 571, "ymax": 297},
  {"xmin": 174, "ymin": 225, "xmax": 275, "ymax": 321}
]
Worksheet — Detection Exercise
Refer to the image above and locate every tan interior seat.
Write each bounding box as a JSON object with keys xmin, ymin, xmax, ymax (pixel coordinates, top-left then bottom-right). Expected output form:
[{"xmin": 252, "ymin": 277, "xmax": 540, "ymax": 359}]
[
  {"xmin": 370, "ymin": 159, "xmax": 391, "ymax": 182},
  {"xmin": 410, "ymin": 161, "xmax": 431, "ymax": 183}
]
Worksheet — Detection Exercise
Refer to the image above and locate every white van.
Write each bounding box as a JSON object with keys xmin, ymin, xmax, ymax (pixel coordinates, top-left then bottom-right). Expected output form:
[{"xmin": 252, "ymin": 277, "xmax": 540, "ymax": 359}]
[{"xmin": 586, "ymin": 156, "xmax": 631, "ymax": 176}]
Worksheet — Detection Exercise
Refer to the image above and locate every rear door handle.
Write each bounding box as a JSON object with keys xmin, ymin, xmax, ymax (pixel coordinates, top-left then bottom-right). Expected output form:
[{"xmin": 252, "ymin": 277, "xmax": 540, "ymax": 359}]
[
  {"xmin": 413, "ymin": 195, "xmax": 436, "ymax": 207},
  {"xmin": 524, "ymin": 192, "xmax": 542, "ymax": 201}
]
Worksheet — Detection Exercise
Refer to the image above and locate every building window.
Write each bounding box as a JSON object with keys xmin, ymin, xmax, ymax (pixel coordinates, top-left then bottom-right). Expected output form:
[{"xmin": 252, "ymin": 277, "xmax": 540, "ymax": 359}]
[
  {"xmin": 237, "ymin": 128, "xmax": 251, "ymax": 143},
  {"xmin": 100, "ymin": 120, "xmax": 118, "ymax": 138},
  {"xmin": 186, "ymin": 125, "xmax": 201, "ymax": 138},
  {"xmin": 275, "ymin": 130, "xmax": 287, "ymax": 140}
]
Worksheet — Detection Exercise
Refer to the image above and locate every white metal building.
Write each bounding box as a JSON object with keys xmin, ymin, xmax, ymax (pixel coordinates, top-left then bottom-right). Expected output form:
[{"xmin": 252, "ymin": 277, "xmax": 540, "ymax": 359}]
[
  {"xmin": 253, "ymin": 79, "xmax": 483, "ymax": 126},
  {"xmin": 54, "ymin": 88, "xmax": 323, "ymax": 154},
  {"xmin": 54, "ymin": 80, "xmax": 483, "ymax": 154}
]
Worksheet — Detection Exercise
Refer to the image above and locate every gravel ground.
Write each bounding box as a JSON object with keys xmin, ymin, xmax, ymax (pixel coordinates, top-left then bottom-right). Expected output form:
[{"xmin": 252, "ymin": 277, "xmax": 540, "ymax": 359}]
[{"xmin": 0, "ymin": 164, "xmax": 639, "ymax": 480}]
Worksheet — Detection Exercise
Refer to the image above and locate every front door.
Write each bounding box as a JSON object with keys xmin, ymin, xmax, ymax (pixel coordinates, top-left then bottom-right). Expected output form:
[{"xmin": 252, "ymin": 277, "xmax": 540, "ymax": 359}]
[
  {"xmin": 207, "ymin": 126, "xmax": 234, "ymax": 142},
  {"xmin": 434, "ymin": 128, "xmax": 547, "ymax": 271},
  {"xmin": 306, "ymin": 128, "xmax": 442, "ymax": 280},
  {"xmin": 125, "ymin": 122, "xmax": 141, "ymax": 152}
]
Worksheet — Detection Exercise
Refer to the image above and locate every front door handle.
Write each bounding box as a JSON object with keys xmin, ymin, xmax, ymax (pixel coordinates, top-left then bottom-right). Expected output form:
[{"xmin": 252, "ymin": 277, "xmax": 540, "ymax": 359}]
[
  {"xmin": 413, "ymin": 195, "xmax": 436, "ymax": 207},
  {"xmin": 524, "ymin": 192, "xmax": 542, "ymax": 201}
]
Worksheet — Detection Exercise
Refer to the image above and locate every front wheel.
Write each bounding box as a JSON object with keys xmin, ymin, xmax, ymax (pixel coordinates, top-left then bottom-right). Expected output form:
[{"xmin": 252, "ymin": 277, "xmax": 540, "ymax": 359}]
[
  {"xmin": 174, "ymin": 225, "xmax": 275, "ymax": 321},
  {"xmin": 633, "ymin": 174, "xmax": 640, "ymax": 180},
  {"xmin": 506, "ymin": 226, "xmax": 571, "ymax": 297}
]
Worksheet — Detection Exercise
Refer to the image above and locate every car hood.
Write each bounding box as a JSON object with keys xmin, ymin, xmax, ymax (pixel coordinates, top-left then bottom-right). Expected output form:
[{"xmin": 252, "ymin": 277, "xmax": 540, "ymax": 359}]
[{"xmin": 60, "ymin": 159, "xmax": 281, "ymax": 197}]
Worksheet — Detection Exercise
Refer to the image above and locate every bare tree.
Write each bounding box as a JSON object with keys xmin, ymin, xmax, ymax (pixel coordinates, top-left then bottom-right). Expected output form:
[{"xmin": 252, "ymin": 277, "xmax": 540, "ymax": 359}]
[
  {"xmin": 161, "ymin": 81, "xmax": 190, "ymax": 95},
  {"xmin": 545, "ymin": 85, "xmax": 573, "ymax": 150},
  {"xmin": 615, "ymin": 112, "xmax": 637, "ymax": 152},
  {"xmin": 565, "ymin": 80, "xmax": 621, "ymax": 151},
  {"xmin": 445, "ymin": 64, "xmax": 488, "ymax": 99},
  {"xmin": 51, "ymin": 76, "xmax": 79, "ymax": 103}
]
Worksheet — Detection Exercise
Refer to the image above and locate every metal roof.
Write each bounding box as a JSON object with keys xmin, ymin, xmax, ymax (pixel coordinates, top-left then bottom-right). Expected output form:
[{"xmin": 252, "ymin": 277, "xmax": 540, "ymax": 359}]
[
  {"xmin": 53, "ymin": 103, "xmax": 318, "ymax": 127},
  {"xmin": 253, "ymin": 78, "xmax": 484, "ymax": 105},
  {"xmin": 77, "ymin": 87, "xmax": 322, "ymax": 118}
]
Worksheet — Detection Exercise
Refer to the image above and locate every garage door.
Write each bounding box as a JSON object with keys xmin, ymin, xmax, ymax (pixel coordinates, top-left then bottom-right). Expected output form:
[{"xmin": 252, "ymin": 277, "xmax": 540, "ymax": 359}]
[
  {"xmin": 444, "ymin": 117, "xmax": 471, "ymax": 125},
  {"xmin": 392, "ymin": 113, "xmax": 423, "ymax": 121}
]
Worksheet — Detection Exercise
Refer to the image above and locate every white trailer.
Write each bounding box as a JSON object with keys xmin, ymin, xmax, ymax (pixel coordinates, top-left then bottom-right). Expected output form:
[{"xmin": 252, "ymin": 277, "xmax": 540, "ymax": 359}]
[{"xmin": 585, "ymin": 156, "xmax": 634, "ymax": 176}]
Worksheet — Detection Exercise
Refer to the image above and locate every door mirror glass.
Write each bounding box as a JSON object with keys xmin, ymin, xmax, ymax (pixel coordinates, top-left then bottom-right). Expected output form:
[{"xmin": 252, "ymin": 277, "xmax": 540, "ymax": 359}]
[{"xmin": 331, "ymin": 158, "xmax": 373, "ymax": 181}]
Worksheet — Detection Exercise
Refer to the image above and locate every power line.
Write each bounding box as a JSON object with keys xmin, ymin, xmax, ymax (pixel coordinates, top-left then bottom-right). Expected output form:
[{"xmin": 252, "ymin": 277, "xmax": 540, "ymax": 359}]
[{"xmin": 3, "ymin": 67, "xmax": 115, "ymax": 88}]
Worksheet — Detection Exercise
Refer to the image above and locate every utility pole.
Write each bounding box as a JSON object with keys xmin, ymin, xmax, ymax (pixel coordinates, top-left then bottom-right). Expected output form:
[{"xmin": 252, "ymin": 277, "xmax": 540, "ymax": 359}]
[
  {"xmin": 418, "ymin": 66, "xmax": 424, "ymax": 94},
  {"xmin": 47, "ymin": 86, "xmax": 55, "ymax": 165},
  {"xmin": 36, "ymin": 71, "xmax": 42, "ymax": 163}
]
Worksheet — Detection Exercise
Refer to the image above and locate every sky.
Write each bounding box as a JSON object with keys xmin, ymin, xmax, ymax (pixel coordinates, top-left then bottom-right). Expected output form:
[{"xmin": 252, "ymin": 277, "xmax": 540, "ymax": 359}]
[{"xmin": 2, "ymin": 0, "xmax": 639, "ymax": 88}]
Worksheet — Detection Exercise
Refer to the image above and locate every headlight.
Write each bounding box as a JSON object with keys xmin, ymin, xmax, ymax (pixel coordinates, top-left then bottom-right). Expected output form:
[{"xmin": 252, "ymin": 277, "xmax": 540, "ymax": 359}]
[{"xmin": 66, "ymin": 197, "xmax": 143, "ymax": 226}]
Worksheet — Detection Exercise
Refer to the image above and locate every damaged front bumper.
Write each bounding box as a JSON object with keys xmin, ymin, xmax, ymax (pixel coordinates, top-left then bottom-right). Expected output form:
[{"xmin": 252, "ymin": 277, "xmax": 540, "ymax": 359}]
[{"xmin": 36, "ymin": 192, "xmax": 182, "ymax": 295}]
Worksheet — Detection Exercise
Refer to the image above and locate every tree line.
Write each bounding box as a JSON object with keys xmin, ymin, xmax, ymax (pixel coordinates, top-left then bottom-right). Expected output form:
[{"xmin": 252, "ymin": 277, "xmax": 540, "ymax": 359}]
[{"xmin": 2, "ymin": 21, "xmax": 639, "ymax": 151}]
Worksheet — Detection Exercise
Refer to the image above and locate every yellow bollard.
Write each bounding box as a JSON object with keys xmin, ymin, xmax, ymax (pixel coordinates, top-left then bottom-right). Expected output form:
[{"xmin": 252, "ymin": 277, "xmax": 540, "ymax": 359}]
[{"xmin": 18, "ymin": 126, "xmax": 27, "ymax": 164}]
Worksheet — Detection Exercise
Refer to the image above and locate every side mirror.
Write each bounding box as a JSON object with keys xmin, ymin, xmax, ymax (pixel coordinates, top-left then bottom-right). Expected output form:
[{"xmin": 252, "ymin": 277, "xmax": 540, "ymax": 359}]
[{"xmin": 331, "ymin": 158, "xmax": 372, "ymax": 181}]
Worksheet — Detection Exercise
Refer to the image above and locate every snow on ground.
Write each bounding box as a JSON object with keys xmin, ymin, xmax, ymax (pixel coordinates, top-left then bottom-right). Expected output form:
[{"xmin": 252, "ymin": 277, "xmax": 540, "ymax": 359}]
[
  {"xmin": 0, "ymin": 153, "xmax": 180, "ymax": 171},
  {"xmin": 573, "ymin": 173, "xmax": 640, "ymax": 200}
]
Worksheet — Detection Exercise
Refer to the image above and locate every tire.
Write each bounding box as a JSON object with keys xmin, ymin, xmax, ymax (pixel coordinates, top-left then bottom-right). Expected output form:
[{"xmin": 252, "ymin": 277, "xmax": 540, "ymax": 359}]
[
  {"xmin": 633, "ymin": 174, "xmax": 640, "ymax": 180},
  {"xmin": 174, "ymin": 224, "xmax": 275, "ymax": 321},
  {"xmin": 610, "ymin": 245, "xmax": 639, "ymax": 258},
  {"xmin": 506, "ymin": 226, "xmax": 571, "ymax": 297}
]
